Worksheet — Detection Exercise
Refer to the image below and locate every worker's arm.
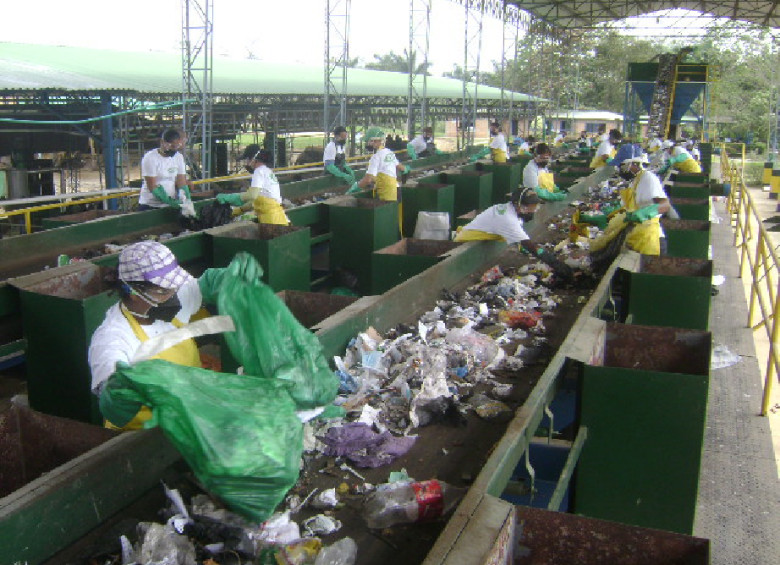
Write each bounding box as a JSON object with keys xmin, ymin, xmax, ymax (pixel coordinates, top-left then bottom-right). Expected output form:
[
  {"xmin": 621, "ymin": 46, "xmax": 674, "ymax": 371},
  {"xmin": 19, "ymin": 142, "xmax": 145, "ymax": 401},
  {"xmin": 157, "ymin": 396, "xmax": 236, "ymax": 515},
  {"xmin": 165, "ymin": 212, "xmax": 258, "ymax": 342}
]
[
  {"xmin": 149, "ymin": 181, "xmax": 180, "ymax": 208},
  {"xmin": 325, "ymin": 163, "xmax": 353, "ymax": 181},
  {"xmin": 406, "ymin": 143, "xmax": 418, "ymax": 160},
  {"xmin": 358, "ymin": 173, "xmax": 375, "ymax": 189},
  {"xmin": 534, "ymin": 187, "xmax": 566, "ymax": 201},
  {"xmin": 469, "ymin": 147, "xmax": 491, "ymax": 162},
  {"xmin": 520, "ymin": 240, "xmax": 574, "ymax": 281},
  {"xmin": 624, "ymin": 198, "xmax": 670, "ymax": 223}
]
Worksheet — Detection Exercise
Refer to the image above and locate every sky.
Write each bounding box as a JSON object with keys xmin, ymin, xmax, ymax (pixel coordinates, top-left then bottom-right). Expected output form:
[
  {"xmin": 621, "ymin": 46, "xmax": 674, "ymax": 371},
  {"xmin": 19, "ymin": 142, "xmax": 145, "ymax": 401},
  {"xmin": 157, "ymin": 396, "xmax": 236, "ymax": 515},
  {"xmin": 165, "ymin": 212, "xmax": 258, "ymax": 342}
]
[{"xmin": 3, "ymin": 0, "xmax": 508, "ymax": 76}]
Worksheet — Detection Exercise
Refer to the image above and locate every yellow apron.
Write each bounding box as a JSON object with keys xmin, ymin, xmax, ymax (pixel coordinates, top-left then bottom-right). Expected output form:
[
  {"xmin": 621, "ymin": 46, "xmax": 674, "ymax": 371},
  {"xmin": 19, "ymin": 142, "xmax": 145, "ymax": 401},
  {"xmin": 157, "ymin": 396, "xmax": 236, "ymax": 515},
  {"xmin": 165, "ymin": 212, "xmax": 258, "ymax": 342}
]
[
  {"xmin": 619, "ymin": 171, "xmax": 661, "ymax": 255},
  {"xmin": 374, "ymin": 172, "xmax": 398, "ymax": 201},
  {"xmin": 454, "ymin": 228, "xmax": 505, "ymax": 242},
  {"xmin": 253, "ymin": 196, "xmax": 290, "ymax": 225},
  {"xmin": 491, "ymin": 148, "xmax": 507, "ymax": 163},
  {"xmin": 105, "ymin": 306, "xmax": 202, "ymax": 431},
  {"xmin": 590, "ymin": 148, "xmax": 617, "ymax": 169},
  {"xmin": 537, "ymin": 171, "xmax": 556, "ymax": 192},
  {"xmin": 675, "ymin": 157, "xmax": 702, "ymax": 174}
]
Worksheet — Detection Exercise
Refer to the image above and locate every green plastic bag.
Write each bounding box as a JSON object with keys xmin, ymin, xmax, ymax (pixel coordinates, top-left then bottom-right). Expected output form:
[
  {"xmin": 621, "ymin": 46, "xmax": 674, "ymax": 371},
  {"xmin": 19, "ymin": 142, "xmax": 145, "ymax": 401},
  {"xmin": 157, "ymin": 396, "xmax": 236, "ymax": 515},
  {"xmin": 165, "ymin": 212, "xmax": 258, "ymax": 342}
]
[
  {"xmin": 111, "ymin": 360, "xmax": 303, "ymax": 522},
  {"xmin": 217, "ymin": 254, "xmax": 339, "ymax": 410}
]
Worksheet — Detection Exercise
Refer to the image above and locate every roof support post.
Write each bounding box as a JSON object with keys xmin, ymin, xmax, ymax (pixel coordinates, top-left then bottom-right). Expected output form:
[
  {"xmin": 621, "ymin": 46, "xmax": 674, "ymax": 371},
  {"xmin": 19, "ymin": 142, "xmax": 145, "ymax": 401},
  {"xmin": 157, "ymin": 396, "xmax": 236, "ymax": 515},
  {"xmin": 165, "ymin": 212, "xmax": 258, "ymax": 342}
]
[
  {"xmin": 181, "ymin": 0, "xmax": 214, "ymax": 186},
  {"xmin": 100, "ymin": 92, "xmax": 118, "ymax": 209},
  {"xmin": 324, "ymin": 0, "xmax": 351, "ymax": 143},
  {"xmin": 460, "ymin": 1, "xmax": 483, "ymax": 150},
  {"xmin": 407, "ymin": 0, "xmax": 431, "ymax": 139},
  {"xmin": 500, "ymin": 6, "xmax": 522, "ymax": 137}
]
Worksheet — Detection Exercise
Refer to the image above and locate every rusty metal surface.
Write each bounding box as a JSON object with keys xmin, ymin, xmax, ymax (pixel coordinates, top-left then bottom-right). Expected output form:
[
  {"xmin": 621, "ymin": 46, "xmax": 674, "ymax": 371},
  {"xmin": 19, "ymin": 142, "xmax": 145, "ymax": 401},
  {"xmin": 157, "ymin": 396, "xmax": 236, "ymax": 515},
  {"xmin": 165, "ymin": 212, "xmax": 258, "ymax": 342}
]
[
  {"xmin": 516, "ymin": 506, "xmax": 710, "ymax": 565},
  {"xmin": 672, "ymin": 198, "xmax": 709, "ymax": 206},
  {"xmin": 331, "ymin": 197, "xmax": 388, "ymax": 210},
  {"xmin": 603, "ymin": 322, "xmax": 711, "ymax": 376},
  {"xmin": 661, "ymin": 219, "xmax": 710, "ymax": 232},
  {"xmin": 276, "ymin": 290, "xmax": 358, "ymax": 328},
  {"xmin": 0, "ymin": 404, "xmax": 116, "ymax": 498},
  {"xmin": 406, "ymin": 183, "xmax": 450, "ymax": 190},
  {"xmin": 225, "ymin": 223, "xmax": 303, "ymax": 241},
  {"xmin": 16, "ymin": 264, "xmax": 114, "ymax": 300},
  {"xmin": 639, "ymin": 256, "xmax": 712, "ymax": 277},
  {"xmin": 376, "ymin": 238, "xmax": 461, "ymax": 257}
]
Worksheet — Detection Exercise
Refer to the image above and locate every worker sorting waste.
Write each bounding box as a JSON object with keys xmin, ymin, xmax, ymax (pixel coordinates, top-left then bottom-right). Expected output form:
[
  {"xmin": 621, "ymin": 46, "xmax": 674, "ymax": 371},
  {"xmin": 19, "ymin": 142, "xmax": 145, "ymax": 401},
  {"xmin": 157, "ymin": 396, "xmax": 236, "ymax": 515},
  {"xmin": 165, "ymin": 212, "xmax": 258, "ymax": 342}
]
[
  {"xmin": 407, "ymin": 126, "xmax": 443, "ymax": 160},
  {"xmin": 470, "ymin": 121, "xmax": 508, "ymax": 163},
  {"xmin": 590, "ymin": 128, "xmax": 622, "ymax": 169},
  {"xmin": 137, "ymin": 128, "xmax": 195, "ymax": 213},
  {"xmin": 455, "ymin": 188, "xmax": 575, "ymax": 281},
  {"xmin": 216, "ymin": 145, "xmax": 290, "ymax": 225},
  {"xmin": 323, "ymin": 125, "xmax": 356, "ymax": 185},
  {"xmin": 522, "ymin": 143, "xmax": 566, "ymax": 201},
  {"xmin": 659, "ymin": 141, "xmax": 702, "ymax": 174}
]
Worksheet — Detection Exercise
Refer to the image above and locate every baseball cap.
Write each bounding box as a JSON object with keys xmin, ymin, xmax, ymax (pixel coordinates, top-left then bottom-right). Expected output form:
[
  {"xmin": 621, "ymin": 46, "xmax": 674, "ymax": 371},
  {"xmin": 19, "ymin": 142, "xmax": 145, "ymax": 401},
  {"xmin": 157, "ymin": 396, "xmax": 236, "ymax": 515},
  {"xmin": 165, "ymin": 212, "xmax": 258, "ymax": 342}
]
[
  {"xmin": 118, "ymin": 241, "xmax": 194, "ymax": 290},
  {"xmin": 239, "ymin": 144, "xmax": 262, "ymax": 160}
]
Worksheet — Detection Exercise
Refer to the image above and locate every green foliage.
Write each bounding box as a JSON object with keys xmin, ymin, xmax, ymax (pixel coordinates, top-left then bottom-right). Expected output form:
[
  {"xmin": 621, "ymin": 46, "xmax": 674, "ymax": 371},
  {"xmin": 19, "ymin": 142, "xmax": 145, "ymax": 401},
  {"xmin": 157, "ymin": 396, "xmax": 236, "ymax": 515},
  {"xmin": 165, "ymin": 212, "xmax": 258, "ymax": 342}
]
[{"xmin": 364, "ymin": 49, "xmax": 431, "ymax": 75}]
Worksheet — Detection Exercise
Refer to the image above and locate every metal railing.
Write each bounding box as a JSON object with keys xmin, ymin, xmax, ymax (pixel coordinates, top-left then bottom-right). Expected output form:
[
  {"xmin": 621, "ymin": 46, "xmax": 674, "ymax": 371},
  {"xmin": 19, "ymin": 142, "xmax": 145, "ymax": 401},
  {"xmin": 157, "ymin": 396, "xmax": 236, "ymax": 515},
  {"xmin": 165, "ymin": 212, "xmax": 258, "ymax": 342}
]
[{"xmin": 724, "ymin": 144, "xmax": 779, "ymax": 415}]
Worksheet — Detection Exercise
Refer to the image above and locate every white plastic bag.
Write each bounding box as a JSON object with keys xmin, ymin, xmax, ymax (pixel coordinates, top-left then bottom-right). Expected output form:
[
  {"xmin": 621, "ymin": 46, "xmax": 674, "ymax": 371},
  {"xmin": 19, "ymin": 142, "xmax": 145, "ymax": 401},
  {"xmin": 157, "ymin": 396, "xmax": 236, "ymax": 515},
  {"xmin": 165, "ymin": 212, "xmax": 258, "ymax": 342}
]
[{"xmin": 413, "ymin": 212, "xmax": 451, "ymax": 240}]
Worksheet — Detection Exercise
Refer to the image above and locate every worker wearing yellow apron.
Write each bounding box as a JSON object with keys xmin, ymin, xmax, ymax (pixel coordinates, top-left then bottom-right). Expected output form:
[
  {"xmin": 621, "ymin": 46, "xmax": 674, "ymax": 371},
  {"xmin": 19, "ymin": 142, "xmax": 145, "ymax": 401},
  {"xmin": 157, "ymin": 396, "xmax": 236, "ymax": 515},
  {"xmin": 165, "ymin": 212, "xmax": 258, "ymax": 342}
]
[
  {"xmin": 89, "ymin": 241, "xmax": 209, "ymax": 430},
  {"xmin": 522, "ymin": 143, "xmax": 566, "ymax": 202},
  {"xmin": 591, "ymin": 128, "xmax": 622, "ymax": 169},
  {"xmin": 469, "ymin": 122, "xmax": 508, "ymax": 163},
  {"xmin": 357, "ymin": 126, "xmax": 410, "ymax": 234},
  {"xmin": 619, "ymin": 155, "xmax": 670, "ymax": 255},
  {"xmin": 216, "ymin": 145, "xmax": 290, "ymax": 225},
  {"xmin": 455, "ymin": 188, "xmax": 575, "ymax": 281},
  {"xmin": 662, "ymin": 145, "xmax": 702, "ymax": 174}
]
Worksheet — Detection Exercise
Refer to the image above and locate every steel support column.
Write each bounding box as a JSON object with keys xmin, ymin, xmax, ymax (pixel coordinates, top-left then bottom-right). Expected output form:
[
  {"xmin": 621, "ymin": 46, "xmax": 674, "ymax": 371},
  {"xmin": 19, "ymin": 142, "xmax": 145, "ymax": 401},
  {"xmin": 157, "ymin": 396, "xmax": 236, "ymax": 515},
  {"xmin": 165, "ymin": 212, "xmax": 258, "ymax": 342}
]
[
  {"xmin": 460, "ymin": 2, "xmax": 483, "ymax": 149},
  {"xmin": 499, "ymin": 7, "xmax": 522, "ymax": 137},
  {"xmin": 181, "ymin": 0, "xmax": 214, "ymax": 185},
  {"xmin": 407, "ymin": 0, "xmax": 431, "ymax": 139},
  {"xmin": 324, "ymin": 0, "xmax": 351, "ymax": 142}
]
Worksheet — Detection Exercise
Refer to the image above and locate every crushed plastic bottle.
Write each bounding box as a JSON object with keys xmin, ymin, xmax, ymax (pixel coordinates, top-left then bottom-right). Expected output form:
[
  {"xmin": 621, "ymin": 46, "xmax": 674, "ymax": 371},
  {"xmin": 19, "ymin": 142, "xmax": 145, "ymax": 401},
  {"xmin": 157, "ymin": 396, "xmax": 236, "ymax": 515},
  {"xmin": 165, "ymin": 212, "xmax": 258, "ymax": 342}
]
[
  {"xmin": 314, "ymin": 537, "xmax": 358, "ymax": 565},
  {"xmin": 362, "ymin": 479, "xmax": 466, "ymax": 529}
]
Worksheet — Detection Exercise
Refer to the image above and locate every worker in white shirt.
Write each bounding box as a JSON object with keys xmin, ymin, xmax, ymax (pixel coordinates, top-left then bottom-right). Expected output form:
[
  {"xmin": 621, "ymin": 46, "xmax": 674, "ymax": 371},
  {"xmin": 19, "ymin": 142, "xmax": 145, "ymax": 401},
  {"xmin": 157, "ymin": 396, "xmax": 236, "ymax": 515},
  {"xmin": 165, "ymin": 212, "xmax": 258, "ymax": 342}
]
[
  {"xmin": 138, "ymin": 128, "xmax": 194, "ymax": 211},
  {"xmin": 217, "ymin": 145, "xmax": 289, "ymax": 225},
  {"xmin": 455, "ymin": 188, "xmax": 574, "ymax": 280},
  {"xmin": 591, "ymin": 129, "xmax": 622, "ymax": 169},
  {"xmin": 619, "ymin": 154, "xmax": 671, "ymax": 255},
  {"xmin": 660, "ymin": 143, "xmax": 702, "ymax": 175},
  {"xmin": 470, "ymin": 122, "xmax": 508, "ymax": 163},
  {"xmin": 522, "ymin": 143, "xmax": 565, "ymax": 201},
  {"xmin": 407, "ymin": 126, "xmax": 443, "ymax": 160},
  {"xmin": 517, "ymin": 135, "xmax": 535, "ymax": 157},
  {"xmin": 577, "ymin": 131, "xmax": 592, "ymax": 151},
  {"xmin": 323, "ymin": 126, "xmax": 355, "ymax": 185},
  {"xmin": 357, "ymin": 126, "xmax": 409, "ymax": 202},
  {"xmin": 553, "ymin": 131, "xmax": 566, "ymax": 146}
]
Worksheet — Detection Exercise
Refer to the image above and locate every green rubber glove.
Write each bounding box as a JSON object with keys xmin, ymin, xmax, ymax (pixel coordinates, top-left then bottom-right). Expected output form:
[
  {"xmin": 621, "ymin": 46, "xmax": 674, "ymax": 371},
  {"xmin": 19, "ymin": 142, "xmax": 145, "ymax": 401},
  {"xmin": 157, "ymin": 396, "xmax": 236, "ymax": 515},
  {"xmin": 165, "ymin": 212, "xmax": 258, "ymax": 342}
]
[
  {"xmin": 469, "ymin": 147, "xmax": 490, "ymax": 162},
  {"xmin": 536, "ymin": 248, "xmax": 574, "ymax": 281},
  {"xmin": 435, "ymin": 149, "xmax": 445, "ymax": 155},
  {"xmin": 403, "ymin": 165, "xmax": 411, "ymax": 175},
  {"xmin": 179, "ymin": 185, "xmax": 192, "ymax": 200},
  {"xmin": 151, "ymin": 185, "xmax": 180, "ymax": 208},
  {"xmin": 534, "ymin": 187, "xmax": 566, "ymax": 201},
  {"xmin": 579, "ymin": 213, "xmax": 608, "ymax": 229},
  {"xmin": 343, "ymin": 164, "xmax": 356, "ymax": 183},
  {"xmin": 407, "ymin": 144, "xmax": 418, "ymax": 160},
  {"xmin": 600, "ymin": 203, "xmax": 621, "ymax": 216},
  {"xmin": 346, "ymin": 182, "xmax": 361, "ymax": 194},
  {"xmin": 624, "ymin": 203, "xmax": 660, "ymax": 223},
  {"xmin": 99, "ymin": 369, "xmax": 144, "ymax": 428},
  {"xmin": 326, "ymin": 163, "xmax": 352, "ymax": 182},
  {"xmin": 217, "ymin": 193, "xmax": 244, "ymax": 206}
]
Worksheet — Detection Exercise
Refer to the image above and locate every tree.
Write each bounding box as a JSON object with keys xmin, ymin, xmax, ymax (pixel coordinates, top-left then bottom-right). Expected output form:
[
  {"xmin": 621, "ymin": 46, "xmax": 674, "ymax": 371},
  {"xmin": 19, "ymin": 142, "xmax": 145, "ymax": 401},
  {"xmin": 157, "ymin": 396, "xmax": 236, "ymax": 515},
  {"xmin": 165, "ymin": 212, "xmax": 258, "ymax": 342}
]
[{"xmin": 363, "ymin": 49, "xmax": 431, "ymax": 75}]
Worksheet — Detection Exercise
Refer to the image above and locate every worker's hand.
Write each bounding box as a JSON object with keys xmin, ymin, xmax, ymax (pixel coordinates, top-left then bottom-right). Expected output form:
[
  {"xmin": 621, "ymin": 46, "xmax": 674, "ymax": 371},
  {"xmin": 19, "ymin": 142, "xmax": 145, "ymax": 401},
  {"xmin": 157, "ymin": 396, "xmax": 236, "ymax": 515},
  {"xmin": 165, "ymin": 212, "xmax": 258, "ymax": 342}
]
[
  {"xmin": 178, "ymin": 185, "xmax": 192, "ymax": 201},
  {"xmin": 536, "ymin": 249, "xmax": 575, "ymax": 282},
  {"xmin": 346, "ymin": 182, "xmax": 361, "ymax": 194},
  {"xmin": 624, "ymin": 204, "xmax": 660, "ymax": 224},
  {"xmin": 403, "ymin": 165, "xmax": 411, "ymax": 175},
  {"xmin": 217, "ymin": 193, "xmax": 244, "ymax": 206},
  {"xmin": 152, "ymin": 185, "xmax": 180, "ymax": 208},
  {"xmin": 99, "ymin": 370, "xmax": 143, "ymax": 428},
  {"xmin": 228, "ymin": 252, "xmax": 264, "ymax": 287},
  {"xmin": 534, "ymin": 187, "xmax": 566, "ymax": 201},
  {"xmin": 407, "ymin": 146, "xmax": 418, "ymax": 160}
]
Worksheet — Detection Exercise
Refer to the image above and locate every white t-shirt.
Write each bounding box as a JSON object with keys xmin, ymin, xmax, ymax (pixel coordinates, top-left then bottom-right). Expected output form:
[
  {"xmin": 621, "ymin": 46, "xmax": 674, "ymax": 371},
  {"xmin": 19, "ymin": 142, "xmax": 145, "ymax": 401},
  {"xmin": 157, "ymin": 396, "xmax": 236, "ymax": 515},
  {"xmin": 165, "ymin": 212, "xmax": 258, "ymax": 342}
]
[
  {"xmin": 595, "ymin": 140, "xmax": 614, "ymax": 159},
  {"xmin": 249, "ymin": 164, "xmax": 282, "ymax": 203},
  {"xmin": 554, "ymin": 134, "xmax": 564, "ymax": 144},
  {"xmin": 672, "ymin": 147, "xmax": 693, "ymax": 160},
  {"xmin": 367, "ymin": 147, "xmax": 399, "ymax": 178},
  {"xmin": 648, "ymin": 138, "xmax": 663, "ymax": 151},
  {"xmin": 408, "ymin": 135, "xmax": 429, "ymax": 154},
  {"xmin": 600, "ymin": 132, "xmax": 609, "ymax": 143},
  {"xmin": 490, "ymin": 132, "xmax": 508, "ymax": 153},
  {"xmin": 522, "ymin": 160, "xmax": 548, "ymax": 189},
  {"xmin": 578, "ymin": 137, "xmax": 591, "ymax": 147},
  {"xmin": 632, "ymin": 169, "xmax": 667, "ymax": 237},
  {"xmin": 461, "ymin": 203, "xmax": 529, "ymax": 244},
  {"xmin": 518, "ymin": 141, "xmax": 531, "ymax": 152},
  {"xmin": 139, "ymin": 149, "xmax": 186, "ymax": 207},
  {"xmin": 89, "ymin": 304, "xmax": 178, "ymax": 394},
  {"xmin": 323, "ymin": 141, "xmax": 345, "ymax": 166}
]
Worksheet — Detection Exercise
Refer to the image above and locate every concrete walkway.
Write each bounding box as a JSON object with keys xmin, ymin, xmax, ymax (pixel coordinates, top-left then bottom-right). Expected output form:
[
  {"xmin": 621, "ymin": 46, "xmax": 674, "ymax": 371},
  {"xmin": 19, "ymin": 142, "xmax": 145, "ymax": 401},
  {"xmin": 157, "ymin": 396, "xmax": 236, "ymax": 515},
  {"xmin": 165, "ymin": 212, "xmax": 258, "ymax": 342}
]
[{"xmin": 693, "ymin": 193, "xmax": 780, "ymax": 565}]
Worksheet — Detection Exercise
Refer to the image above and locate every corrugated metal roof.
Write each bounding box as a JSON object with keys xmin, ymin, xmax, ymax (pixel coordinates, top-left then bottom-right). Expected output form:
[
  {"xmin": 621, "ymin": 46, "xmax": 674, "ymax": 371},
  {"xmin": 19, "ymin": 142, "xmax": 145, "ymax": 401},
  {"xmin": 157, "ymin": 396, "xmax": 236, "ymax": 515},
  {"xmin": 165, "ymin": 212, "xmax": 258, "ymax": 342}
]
[
  {"xmin": 548, "ymin": 110, "xmax": 624, "ymax": 120},
  {"xmin": 0, "ymin": 42, "xmax": 540, "ymax": 102}
]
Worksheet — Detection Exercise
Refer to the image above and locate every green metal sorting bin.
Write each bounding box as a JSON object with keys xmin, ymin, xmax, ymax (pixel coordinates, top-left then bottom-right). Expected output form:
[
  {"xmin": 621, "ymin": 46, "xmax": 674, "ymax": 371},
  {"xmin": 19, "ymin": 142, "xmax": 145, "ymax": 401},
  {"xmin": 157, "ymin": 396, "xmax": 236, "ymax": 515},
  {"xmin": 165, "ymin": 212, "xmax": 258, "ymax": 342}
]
[
  {"xmin": 575, "ymin": 323, "xmax": 711, "ymax": 535},
  {"xmin": 40, "ymin": 209, "xmax": 125, "ymax": 230},
  {"xmin": 667, "ymin": 183, "xmax": 710, "ymax": 199},
  {"xmin": 628, "ymin": 255, "xmax": 712, "ymax": 330},
  {"xmin": 418, "ymin": 171, "xmax": 492, "ymax": 218},
  {"xmin": 328, "ymin": 197, "xmax": 400, "ymax": 294},
  {"xmin": 209, "ymin": 222, "xmax": 311, "ymax": 292},
  {"xmin": 671, "ymin": 172, "xmax": 708, "ymax": 183},
  {"xmin": 474, "ymin": 162, "xmax": 523, "ymax": 204},
  {"xmin": 13, "ymin": 263, "xmax": 117, "ymax": 423},
  {"xmin": 275, "ymin": 290, "xmax": 359, "ymax": 329},
  {"xmin": 661, "ymin": 219, "xmax": 711, "ymax": 259},
  {"xmin": 401, "ymin": 183, "xmax": 455, "ymax": 235},
  {"xmin": 672, "ymin": 198, "xmax": 710, "ymax": 221},
  {"xmin": 371, "ymin": 238, "xmax": 461, "ymax": 294}
]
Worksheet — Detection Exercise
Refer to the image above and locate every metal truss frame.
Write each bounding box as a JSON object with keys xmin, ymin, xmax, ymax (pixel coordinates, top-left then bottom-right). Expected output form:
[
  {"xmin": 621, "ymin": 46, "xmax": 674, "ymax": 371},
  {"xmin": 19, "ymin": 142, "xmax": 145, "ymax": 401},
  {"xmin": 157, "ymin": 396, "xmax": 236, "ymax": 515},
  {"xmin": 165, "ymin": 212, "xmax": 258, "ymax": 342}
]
[
  {"xmin": 407, "ymin": 0, "xmax": 432, "ymax": 138},
  {"xmin": 324, "ymin": 0, "xmax": 351, "ymax": 142},
  {"xmin": 181, "ymin": 0, "xmax": 214, "ymax": 183},
  {"xmin": 460, "ymin": 1, "xmax": 484, "ymax": 149}
]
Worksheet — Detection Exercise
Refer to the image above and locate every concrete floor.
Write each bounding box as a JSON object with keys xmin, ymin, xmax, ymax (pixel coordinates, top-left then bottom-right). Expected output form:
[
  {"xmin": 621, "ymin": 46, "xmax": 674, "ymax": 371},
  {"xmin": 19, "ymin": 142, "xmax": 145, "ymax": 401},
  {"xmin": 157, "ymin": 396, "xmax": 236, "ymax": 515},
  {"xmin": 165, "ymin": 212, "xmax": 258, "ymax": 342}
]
[{"xmin": 692, "ymin": 187, "xmax": 780, "ymax": 564}]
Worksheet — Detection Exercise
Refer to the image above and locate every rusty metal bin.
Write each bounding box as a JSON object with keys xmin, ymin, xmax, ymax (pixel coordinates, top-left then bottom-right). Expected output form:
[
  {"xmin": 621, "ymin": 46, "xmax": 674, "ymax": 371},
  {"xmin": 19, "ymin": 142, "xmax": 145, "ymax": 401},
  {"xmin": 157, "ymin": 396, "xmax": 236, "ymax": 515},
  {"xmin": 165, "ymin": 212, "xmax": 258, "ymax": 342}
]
[
  {"xmin": 0, "ymin": 404, "xmax": 117, "ymax": 498},
  {"xmin": 275, "ymin": 290, "xmax": 359, "ymax": 329}
]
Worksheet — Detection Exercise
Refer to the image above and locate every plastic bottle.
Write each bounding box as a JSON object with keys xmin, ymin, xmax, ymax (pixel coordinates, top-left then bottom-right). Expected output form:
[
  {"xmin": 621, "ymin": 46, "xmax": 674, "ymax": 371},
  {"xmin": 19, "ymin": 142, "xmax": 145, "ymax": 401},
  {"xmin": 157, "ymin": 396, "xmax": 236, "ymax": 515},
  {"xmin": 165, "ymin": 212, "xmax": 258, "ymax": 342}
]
[
  {"xmin": 362, "ymin": 480, "xmax": 466, "ymax": 529},
  {"xmin": 314, "ymin": 537, "xmax": 358, "ymax": 565}
]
